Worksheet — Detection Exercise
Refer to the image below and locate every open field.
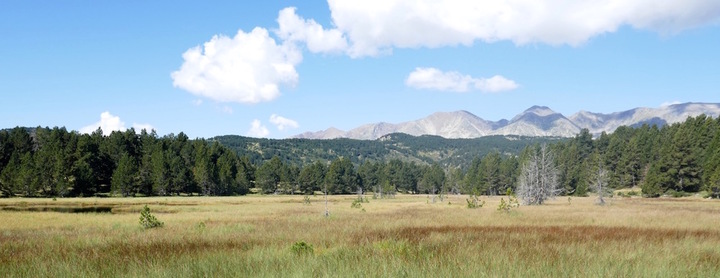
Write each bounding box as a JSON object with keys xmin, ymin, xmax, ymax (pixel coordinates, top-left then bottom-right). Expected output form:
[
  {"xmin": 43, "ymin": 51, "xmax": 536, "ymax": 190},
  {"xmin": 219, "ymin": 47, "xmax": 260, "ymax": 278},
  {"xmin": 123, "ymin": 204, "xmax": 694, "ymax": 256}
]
[{"xmin": 2, "ymin": 195, "xmax": 720, "ymax": 277}]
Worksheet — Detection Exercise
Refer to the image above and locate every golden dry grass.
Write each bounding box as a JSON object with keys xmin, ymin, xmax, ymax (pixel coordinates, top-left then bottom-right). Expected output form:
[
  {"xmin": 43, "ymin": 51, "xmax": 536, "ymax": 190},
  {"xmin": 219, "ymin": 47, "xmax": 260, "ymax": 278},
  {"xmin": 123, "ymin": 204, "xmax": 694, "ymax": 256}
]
[{"xmin": 1, "ymin": 194, "xmax": 720, "ymax": 277}]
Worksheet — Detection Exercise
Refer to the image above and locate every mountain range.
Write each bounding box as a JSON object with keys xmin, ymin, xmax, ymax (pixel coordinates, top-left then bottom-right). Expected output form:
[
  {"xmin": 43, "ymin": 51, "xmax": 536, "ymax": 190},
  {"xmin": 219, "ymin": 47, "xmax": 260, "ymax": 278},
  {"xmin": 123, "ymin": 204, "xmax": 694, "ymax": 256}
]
[{"xmin": 294, "ymin": 102, "xmax": 720, "ymax": 139}]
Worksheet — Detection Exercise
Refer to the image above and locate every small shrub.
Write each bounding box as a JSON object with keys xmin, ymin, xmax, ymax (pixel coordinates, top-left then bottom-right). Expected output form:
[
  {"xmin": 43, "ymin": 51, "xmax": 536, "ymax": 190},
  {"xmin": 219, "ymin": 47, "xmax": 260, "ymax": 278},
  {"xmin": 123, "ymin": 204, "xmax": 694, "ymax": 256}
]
[
  {"xmin": 303, "ymin": 195, "xmax": 311, "ymax": 205},
  {"xmin": 466, "ymin": 195, "xmax": 485, "ymax": 209},
  {"xmin": 497, "ymin": 196, "xmax": 520, "ymax": 212},
  {"xmin": 667, "ymin": 190, "xmax": 690, "ymax": 198},
  {"xmin": 351, "ymin": 195, "xmax": 369, "ymax": 209},
  {"xmin": 291, "ymin": 241, "xmax": 314, "ymax": 255},
  {"xmin": 703, "ymin": 187, "xmax": 720, "ymax": 199},
  {"xmin": 139, "ymin": 205, "xmax": 164, "ymax": 229}
]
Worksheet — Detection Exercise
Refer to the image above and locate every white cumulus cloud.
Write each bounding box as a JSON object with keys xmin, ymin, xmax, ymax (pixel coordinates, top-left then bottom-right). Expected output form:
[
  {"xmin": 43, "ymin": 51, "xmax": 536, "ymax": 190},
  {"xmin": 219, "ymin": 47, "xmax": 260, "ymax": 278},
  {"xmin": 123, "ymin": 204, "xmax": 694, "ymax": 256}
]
[
  {"xmin": 328, "ymin": 0, "xmax": 720, "ymax": 57},
  {"xmin": 171, "ymin": 27, "xmax": 302, "ymax": 104},
  {"xmin": 276, "ymin": 7, "xmax": 348, "ymax": 54},
  {"xmin": 132, "ymin": 123, "xmax": 155, "ymax": 133},
  {"xmin": 80, "ymin": 111, "xmax": 154, "ymax": 135},
  {"xmin": 406, "ymin": 67, "xmax": 518, "ymax": 93},
  {"xmin": 247, "ymin": 119, "xmax": 270, "ymax": 138},
  {"xmin": 474, "ymin": 75, "xmax": 520, "ymax": 93},
  {"xmin": 80, "ymin": 111, "xmax": 125, "ymax": 135},
  {"xmin": 269, "ymin": 114, "xmax": 299, "ymax": 131}
]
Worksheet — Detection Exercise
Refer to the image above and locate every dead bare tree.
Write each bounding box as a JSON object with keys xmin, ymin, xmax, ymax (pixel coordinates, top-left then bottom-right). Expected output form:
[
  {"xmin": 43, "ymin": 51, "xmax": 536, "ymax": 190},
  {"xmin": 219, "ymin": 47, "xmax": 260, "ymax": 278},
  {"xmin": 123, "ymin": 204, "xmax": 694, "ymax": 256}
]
[
  {"xmin": 591, "ymin": 157, "xmax": 610, "ymax": 205},
  {"xmin": 516, "ymin": 144, "xmax": 561, "ymax": 205}
]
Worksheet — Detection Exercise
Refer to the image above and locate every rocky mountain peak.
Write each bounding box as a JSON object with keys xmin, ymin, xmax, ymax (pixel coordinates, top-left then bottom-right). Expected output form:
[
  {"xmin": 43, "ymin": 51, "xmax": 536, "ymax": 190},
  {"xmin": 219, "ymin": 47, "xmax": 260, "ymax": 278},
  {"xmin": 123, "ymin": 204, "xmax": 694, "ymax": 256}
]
[{"xmin": 293, "ymin": 102, "xmax": 720, "ymax": 140}]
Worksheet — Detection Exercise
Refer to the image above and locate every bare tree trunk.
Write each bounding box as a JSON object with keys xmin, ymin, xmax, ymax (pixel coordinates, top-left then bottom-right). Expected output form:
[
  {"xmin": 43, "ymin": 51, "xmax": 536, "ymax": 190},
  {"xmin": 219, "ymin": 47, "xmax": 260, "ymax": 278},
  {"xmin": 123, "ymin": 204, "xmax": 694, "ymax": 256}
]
[
  {"xmin": 324, "ymin": 182, "xmax": 329, "ymax": 217},
  {"xmin": 517, "ymin": 144, "xmax": 560, "ymax": 205},
  {"xmin": 592, "ymin": 158, "xmax": 609, "ymax": 205}
]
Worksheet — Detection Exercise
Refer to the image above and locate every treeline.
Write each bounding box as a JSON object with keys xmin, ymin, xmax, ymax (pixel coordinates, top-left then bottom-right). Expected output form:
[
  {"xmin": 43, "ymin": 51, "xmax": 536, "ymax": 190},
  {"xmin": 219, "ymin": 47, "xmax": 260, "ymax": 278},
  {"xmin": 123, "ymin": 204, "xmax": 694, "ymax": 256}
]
[
  {"xmin": 552, "ymin": 115, "xmax": 720, "ymax": 197},
  {"xmin": 0, "ymin": 127, "xmax": 253, "ymax": 197},
  {"xmin": 2, "ymin": 114, "xmax": 720, "ymax": 198},
  {"xmin": 251, "ymin": 114, "xmax": 720, "ymax": 197}
]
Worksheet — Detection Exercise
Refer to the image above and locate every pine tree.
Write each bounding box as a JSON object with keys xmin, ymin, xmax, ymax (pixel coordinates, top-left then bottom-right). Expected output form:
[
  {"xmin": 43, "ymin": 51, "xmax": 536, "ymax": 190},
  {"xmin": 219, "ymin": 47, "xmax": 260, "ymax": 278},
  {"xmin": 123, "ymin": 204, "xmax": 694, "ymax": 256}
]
[
  {"xmin": 325, "ymin": 157, "xmax": 358, "ymax": 194},
  {"xmin": 669, "ymin": 125, "xmax": 703, "ymax": 192},
  {"xmin": 256, "ymin": 156, "xmax": 285, "ymax": 194},
  {"xmin": 193, "ymin": 143, "xmax": 216, "ymax": 195},
  {"xmin": 16, "ymin": 152, "xmax": 37, "ymax": 196},
  {"xmin": 419, "ymin": 163, "xmax": 445, "ymax": 195},
  {"xmin": 299, "ymin": 161, "xmax": 326, "ymax": 194},
  {"xmin": 151, "ymin": 146, "xmax": 170, "ymax": 195},
  {"xmin": 480, "ymin": 152, "xmax": 502, "ymax": 195},
  {"xmin": 111, "ymin": 153, "xmax": 138, "ymax": 197}
]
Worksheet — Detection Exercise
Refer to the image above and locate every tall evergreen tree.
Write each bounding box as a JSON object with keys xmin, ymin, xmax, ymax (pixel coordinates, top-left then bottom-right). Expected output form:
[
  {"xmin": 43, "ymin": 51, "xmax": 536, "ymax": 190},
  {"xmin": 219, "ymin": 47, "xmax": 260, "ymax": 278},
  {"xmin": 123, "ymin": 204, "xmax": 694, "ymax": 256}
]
[
  {"xmin": 256, "ymin": 156, "xmax": 285, "ymax": 194},
  {"xmin": 16, "ymin": 152, "xmax": 37, "ymax": 196},
  {"xmin": 480, "ymin": 151, "xmax": 502, "ymax": 195},
  {"xmin": 298, "ymin": 161, "xmax": 326, "ymax": 194},
  {"xmin": 325, "ymin": 157, "xmax": 358, "ymax": 194},
  {"xmin": 419, "ymin": 163, "xmax": 445, "ymax": 194},
  {"xmin": 111, "ymin": 152, "xmax": 138, "ymax": 197}
]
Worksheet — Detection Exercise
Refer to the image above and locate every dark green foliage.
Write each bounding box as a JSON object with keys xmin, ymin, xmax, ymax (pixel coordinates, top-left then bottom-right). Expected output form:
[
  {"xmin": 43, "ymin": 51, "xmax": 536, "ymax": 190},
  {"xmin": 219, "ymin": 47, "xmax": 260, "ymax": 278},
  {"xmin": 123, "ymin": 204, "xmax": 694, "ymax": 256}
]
[
  {"xmin": 298, "ymin": 161, "xmax": 326, "ymax": 194},
  {"xmin": 1, "ymin": 114, "xmax": 719, "ymax": 198},
  {"xmin": 350, "ymin": 198, "xmax": 363, "ymax": 209},
  {"xmin": 256, "ymin": 156, "xmax": 288, "ymax": 194},
  {"xmin": 213, "ymin": 133, "xmax": 560, "ymax": 167},
  {"xmin": 704, "ymin": 128, "xmax": 720, "ymax": 198},
  {"xmin": 358, "ymin": 161, "xmax": 382, "ymax": 192},
  {"xmin": 419, "ymin": 163, "xmax": 445, "ymax": 194},
  {"xmin": 290, "ymin": 241, "xmax": 314, "ymax": 255},
  {"xmin": 139, "ymin": 205, "xmax": 164, "ymax": 229},
  {"xmin": 111, "ymin": 153, "xmax": 138, "ymax": 197},
  {"xmin": 0, "ymin": 126, "xmax": 251, "ymax": 197},
  {"xmin": 325, "ymin": 157, "xmax": 359, "ymax": 194}
]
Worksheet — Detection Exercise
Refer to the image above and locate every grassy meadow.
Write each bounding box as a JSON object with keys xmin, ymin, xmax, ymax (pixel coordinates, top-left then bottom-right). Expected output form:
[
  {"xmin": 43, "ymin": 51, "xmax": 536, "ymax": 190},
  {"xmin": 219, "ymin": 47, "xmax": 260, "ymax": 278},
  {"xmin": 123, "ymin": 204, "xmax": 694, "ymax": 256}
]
[{"xmin": 2, "ymin": 194, "xmax": 720, "ymax": 277}]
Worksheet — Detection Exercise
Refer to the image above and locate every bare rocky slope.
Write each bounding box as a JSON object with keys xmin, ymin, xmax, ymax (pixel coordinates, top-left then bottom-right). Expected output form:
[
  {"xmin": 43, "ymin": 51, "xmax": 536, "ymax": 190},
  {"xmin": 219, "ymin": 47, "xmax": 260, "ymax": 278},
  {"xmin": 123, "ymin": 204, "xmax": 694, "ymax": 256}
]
[{"xmin": 294, "ymin": 102, "xmax": 720, "ymax": 139}]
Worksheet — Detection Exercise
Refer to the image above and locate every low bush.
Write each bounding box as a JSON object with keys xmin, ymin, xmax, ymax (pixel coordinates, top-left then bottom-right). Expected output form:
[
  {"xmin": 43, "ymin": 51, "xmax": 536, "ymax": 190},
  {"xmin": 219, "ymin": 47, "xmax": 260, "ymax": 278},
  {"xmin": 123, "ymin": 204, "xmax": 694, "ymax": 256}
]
[
  {"xmin": 497, "ymin": 196, "xmax": 520, "ymax": 212},
  {"xmin": 291, "ymin": 241, "xmax": 314, "ymax": 255},
  {"xmin": 139, "ymin": 205, "xmax": 164, "ymax": 229},
  {"xmin": 466, "ymin": 195, "xmax": 485, "ymax": 208}
]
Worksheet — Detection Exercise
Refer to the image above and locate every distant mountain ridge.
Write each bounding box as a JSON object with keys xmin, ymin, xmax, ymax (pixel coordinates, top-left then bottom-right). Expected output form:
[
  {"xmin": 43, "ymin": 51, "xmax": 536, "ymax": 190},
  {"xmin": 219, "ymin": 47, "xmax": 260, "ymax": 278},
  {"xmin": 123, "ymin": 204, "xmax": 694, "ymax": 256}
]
[{"xmin": 294, "ymin": 102, "xmax": 720, "ymax": 139}]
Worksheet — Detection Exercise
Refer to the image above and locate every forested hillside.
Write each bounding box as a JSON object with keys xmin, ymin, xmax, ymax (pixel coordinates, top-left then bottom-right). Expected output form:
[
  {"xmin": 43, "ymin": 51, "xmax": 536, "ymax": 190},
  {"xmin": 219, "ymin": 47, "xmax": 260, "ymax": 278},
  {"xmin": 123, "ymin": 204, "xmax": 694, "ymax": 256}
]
[
  {"xmin": 1, "ymin": 114, "xmax": 719, "ymax": 197},
  {"xmin": 213, "ymin": 133, "xmax": 559, "ymax": 167}
]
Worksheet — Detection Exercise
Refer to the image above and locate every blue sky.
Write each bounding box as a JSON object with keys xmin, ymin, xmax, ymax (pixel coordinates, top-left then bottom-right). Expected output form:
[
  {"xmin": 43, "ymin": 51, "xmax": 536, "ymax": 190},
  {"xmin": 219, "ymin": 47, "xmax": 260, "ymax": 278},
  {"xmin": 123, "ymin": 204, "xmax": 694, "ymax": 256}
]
[{"xmin": 2, "ymin": 1, "xmax": 719, "ymax": 139}]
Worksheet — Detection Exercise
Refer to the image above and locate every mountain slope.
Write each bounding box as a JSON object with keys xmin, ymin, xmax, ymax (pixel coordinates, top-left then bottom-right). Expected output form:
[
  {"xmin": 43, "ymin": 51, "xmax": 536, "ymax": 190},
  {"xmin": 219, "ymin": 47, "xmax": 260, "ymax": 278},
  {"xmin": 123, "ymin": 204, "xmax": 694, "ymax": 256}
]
[
  {"xmin": 295, "ymin": 102, "xmax": 720, "ymax": 139},
  {"xmin": 494, "ymin": 106, "xmax": 580, "ymax": 137}
]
